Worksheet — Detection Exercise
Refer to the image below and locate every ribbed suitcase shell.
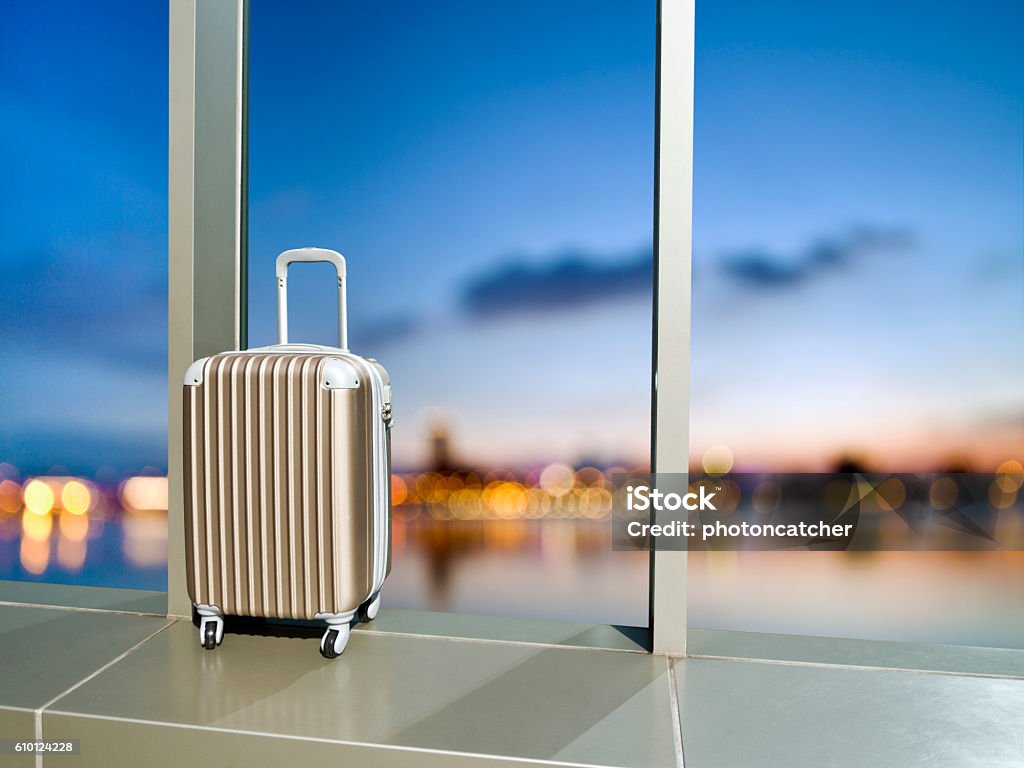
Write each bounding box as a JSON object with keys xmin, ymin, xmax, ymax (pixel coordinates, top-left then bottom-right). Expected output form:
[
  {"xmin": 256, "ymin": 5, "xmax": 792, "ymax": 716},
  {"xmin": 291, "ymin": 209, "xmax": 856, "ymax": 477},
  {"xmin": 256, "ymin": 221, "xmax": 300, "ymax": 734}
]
[{"xmin": 183, "ymin": 349, "xmax": 391, "ymax": 620}]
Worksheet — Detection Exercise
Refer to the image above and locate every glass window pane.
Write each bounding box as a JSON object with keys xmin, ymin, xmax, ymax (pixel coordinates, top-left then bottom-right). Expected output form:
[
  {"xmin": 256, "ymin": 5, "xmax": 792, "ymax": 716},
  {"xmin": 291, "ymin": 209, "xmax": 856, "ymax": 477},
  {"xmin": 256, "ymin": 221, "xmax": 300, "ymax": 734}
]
[
  {"xmin": 690, "ymin": 0, "xmax": 1024, "ymax": 647},
  {"xmin": 0, "ymin": 2, "xmax": 168, "ymax": 589},
  {"xmin": 248, "ymin": 0, "xmax": 655, "ymax": 625}
]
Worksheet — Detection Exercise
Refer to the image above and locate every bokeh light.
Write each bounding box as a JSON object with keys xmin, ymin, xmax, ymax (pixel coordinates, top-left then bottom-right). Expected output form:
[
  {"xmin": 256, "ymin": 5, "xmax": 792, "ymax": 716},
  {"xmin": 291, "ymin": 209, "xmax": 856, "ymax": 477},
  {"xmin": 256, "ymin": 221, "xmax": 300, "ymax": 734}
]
[
  {"xmin": 996, "ymin": 460, "xmax": 1024, "ymax": 493},
  {"xmin": 539, "ymin": 463, "xmax": 574, "ymax": 497},
  {"xmin": 576, "ymin": 466, "xmax": 606, "ymax": 488},
  {"xmin": 0, "ymin": 479, "xmax": 21, "ymax": 514},
  {"xmin": 22, "ymin": 509, "xmax": 52, "ymax": 541},
  {"xmin": 59, "ymin": 509, "xmax": 89, "ymax": 542},
  {"xmin": 20, "ymin": 537, "xmax": 49, "ymax": 575},
  {"xmin": 875, "ymin": 478, "xmax": 906, "ymax": 512},
  {"xmin": 929, "ymin": 477, "xmax": 958, "ymax": 510},
  {"xmin": 988, "ymin": 482, "xmax": 1017, "ymax": 511},
  {"xmin": 61, "ymin": 480, "xmax": 92, "ymax": 515},
  {"xmin": 391, "ymin": 475, "xmax": 408, "ymax": 505},
  {"xmin": 120, "ymin": 476, "xmax": 169, "ymax": 512},
  {"xmin": 702, "ymin": 444, "xmax": 734, "ymax": 475},
  {"xmin": 23, "ymin": 479, "xmax": 54, "ymax": 516}
]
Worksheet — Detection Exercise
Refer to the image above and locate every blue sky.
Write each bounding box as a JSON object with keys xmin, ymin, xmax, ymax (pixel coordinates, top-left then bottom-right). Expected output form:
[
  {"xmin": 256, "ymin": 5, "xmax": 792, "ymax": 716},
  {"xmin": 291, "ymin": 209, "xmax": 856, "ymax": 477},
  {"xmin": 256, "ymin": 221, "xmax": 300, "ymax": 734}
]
[
  {"xmin": 0, "ymin": 0, "xmax": 1020, "ymax": 474},
  {"xmin": 0, "ymin": 1, "xmax": 169, "ymax": 474}
]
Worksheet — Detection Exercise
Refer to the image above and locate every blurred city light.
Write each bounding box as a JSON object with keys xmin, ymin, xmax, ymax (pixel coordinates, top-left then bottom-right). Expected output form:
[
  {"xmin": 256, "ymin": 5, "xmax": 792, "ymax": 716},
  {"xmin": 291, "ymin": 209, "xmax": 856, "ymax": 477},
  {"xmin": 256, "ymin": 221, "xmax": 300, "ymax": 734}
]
[
  {"xmin": 702, "ymin": 444, "xmax": 734, "ymax": 475},
  {"xmin": 996, "ymin": 460, "xmax": 1024, "ymax": 493},
  {"xmin": 59, "ymin": 509, "xmax": 89, "ymax": 542},
  {"xmin": 391, "ymin": 475, "xmax": 408, "ymax": 505},
  {"xmin": 989, "ymin": 482, "xmax": 1017, "ymax": 511},
  {"xmin": 875, "ymin": 478, "xmax": 906, "ymax": 512},
  {"xmin": 0, "ymin": 480, "xmax": 21, "ymax": 514},
  {"xmin": 0, "ymin": 460, "xmax": 1020, "ymax": 644},
  {"xmin": 61, "ymin": 480, "xmax": 93, "ymax": 515},
  {"xmin": 121, "ymin": 476, "xmax": 169, "ymax": 512},
  {"xmin": 20, "ymin": 537, "xmax": 49, "ymax": 575},
  {"xmin": 23, "ymin": 479, "xmax": 54, "ymax": 516},
  {"xmin": 22, "ymin": 509, "xmax": 52, "ymax": 542},
  {"xmin": 929, "ymin": 477, "xmax": 958, "ymax": 510},
  {"xmin": 539, "ymin": 463, "xmax": 574, "ymax": 496}
]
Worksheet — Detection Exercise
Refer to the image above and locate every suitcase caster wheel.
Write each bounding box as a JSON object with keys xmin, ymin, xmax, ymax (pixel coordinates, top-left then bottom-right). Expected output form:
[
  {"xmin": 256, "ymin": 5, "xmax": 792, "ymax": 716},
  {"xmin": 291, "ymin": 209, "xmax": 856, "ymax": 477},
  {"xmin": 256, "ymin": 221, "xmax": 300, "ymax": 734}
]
[
  {"xmin": 198, "ymin": 614, "xmax": 224, "ymax": 650},
  {"xmin": 202, "ymin": 622, "xmax": 217, "ymax": 650},
  {"xmin": 320, "ymin": 626, "xmax": 350, "ymax": 659},
  {"xmin": 359, "ymin": 593, "xmax": 381, "ymax": 623}
]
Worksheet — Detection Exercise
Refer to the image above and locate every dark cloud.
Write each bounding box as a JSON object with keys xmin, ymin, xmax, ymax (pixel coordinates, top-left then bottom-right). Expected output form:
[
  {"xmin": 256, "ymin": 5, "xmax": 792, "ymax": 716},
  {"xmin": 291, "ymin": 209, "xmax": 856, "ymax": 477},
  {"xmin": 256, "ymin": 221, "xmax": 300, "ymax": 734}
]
[
  {"xmin": 461, "ymin": 247, "xmax": 652, "ymax": 318},
  {"xmin": 718, "ymin": 252, "xmax": 804, "ymax": 286},
  {"xmin": 721, "ymin": 225, "xmax": 914, "ymax": 289}
]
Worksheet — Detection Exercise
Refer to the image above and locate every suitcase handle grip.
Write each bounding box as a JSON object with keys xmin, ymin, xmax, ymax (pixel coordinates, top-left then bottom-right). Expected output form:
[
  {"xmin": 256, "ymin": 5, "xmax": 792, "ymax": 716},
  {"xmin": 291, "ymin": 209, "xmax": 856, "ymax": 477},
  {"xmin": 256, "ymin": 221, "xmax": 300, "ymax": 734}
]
[{"xmin": 275, "ymin": 248, "xmax": 348, "ymax": 349}]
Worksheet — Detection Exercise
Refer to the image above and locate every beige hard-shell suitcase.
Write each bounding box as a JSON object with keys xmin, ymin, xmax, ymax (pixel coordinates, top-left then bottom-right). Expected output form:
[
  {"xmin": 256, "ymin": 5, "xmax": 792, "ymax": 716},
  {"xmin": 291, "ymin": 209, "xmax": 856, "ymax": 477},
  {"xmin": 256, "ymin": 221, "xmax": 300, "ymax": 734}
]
[{"xmin": 183, "ymin": 248, "xmax": 392, "ymax": 658}]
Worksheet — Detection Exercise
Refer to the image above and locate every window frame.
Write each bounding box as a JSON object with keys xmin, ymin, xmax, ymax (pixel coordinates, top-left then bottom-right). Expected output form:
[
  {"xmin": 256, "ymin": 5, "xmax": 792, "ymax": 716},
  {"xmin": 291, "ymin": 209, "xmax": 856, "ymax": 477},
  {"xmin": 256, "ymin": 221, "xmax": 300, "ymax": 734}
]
[{"xmin": 163, "ymin": 0, "xmax": 693, "ymax": 651}]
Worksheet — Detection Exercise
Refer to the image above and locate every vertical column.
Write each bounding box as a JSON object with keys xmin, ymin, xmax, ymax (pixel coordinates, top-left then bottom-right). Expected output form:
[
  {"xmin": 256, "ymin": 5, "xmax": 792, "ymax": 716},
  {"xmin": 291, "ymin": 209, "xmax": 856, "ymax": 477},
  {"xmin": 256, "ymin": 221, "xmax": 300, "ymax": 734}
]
[
  {"xmin": 168, "ymin": 0, "xmax": 246, "ymax": 618},
  {"xmin": 650, "ymin": 0, "xmax": 695, "ymax": 655}
]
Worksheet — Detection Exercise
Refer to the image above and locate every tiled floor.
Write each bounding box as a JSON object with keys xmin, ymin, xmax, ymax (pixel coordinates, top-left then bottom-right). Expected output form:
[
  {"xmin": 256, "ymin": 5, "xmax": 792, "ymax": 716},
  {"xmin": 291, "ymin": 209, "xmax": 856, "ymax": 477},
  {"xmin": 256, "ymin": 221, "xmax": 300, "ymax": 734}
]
[
  {"xmin": 0, "ymin": 586, "xmax": 1021, "ymax": 767},
  {"xmin": 676, "ymin": 658, "xmax": 1024, "ymax": 768}
]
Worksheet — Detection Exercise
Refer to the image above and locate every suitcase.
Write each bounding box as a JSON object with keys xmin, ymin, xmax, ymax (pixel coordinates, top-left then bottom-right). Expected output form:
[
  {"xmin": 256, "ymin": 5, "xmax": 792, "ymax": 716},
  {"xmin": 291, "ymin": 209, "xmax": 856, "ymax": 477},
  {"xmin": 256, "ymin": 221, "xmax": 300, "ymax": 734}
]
[{"xmin": 182, "ymin": 247, "xmax": 392, "ymax": 658}]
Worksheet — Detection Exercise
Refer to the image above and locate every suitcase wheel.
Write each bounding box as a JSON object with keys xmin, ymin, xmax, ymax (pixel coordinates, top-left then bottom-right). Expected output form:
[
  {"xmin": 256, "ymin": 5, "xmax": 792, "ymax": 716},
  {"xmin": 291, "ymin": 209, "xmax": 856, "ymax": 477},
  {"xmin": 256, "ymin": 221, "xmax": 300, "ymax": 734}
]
[
  {"xmin": 358, "ymin": 593, "xmax": 381, "ymax": 623},
  {"xmin": 202, "ymin": 623, "xmax": 217, "ymax": 650},
  {"xmin": 320, "ymin": 625, "xmax": 350, "ymax": 659},
  {"xmin": 198, "ymin": 613, "xmax": 225, "ymax": 651}
]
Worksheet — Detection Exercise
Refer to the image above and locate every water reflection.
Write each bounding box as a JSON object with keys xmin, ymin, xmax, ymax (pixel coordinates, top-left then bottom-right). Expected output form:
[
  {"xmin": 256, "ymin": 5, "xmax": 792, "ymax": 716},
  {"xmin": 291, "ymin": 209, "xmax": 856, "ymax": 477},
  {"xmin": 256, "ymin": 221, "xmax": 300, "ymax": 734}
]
[{"xmin": 0, "ymin": 473, "xmax": 168, "ymax": 590}]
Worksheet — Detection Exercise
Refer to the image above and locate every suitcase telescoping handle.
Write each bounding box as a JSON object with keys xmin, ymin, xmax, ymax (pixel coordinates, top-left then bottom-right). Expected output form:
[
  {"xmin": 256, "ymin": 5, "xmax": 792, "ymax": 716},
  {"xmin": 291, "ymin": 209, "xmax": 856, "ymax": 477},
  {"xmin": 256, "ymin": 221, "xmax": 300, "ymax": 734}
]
[{"xmin": 275, "ymin": 247, "xmax": 348, "ymax": 350}]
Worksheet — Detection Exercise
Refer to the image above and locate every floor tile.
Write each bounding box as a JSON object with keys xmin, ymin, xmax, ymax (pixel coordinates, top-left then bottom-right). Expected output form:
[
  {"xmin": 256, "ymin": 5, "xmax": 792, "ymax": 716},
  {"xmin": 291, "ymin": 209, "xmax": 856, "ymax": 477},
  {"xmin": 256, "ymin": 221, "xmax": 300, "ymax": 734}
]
[
  {"xmin": 675, "ymin": 657, "xmax": 1024, "ymax": 768},
  {"xmin": 47, "ymin": 620, "xmax": 676, "ymax": 768},
  {"xmin": 0, "ymin": 605, "xmax": 170, "ymax": 709},
  {"xmin": 0, "ymin": 706, "xmax": 36, "ymax": 768},
  {"xmin": 0, "ymin": 580, "xmax": 167, "ymax": 615},
  {"xmin": 356, "ymin": 608, "xmax": 648, "ymax": 652},
  {"xmin": 42, "ymin": 714, "xmax": 597, "ymax": 768},
  {"xmin": 689, "ymin": 628, "xmax": 1024, "ymax": 678}
]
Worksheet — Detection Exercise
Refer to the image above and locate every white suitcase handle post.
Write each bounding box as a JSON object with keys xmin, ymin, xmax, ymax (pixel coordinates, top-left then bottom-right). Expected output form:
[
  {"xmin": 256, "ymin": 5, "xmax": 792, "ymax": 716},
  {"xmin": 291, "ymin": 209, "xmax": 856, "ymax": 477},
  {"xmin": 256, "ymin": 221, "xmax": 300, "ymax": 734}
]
[{"xmin": 275, "ymin": 247, "xmax": 348, "ymax": 350}]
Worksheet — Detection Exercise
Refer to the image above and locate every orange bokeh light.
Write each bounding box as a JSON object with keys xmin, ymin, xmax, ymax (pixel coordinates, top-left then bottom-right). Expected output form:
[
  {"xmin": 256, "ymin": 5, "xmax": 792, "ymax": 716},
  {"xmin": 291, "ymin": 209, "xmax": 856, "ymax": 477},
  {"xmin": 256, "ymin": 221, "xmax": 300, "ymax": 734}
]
[
  {"xmin": 20, "ymin": 537, "xmax": 49, "ymax": 575},
  {"xmin": 59, "ymin": 509, "xmax": 89, "ymax": 542},
  {"xmin": 22, "ymin": 509, "xmax": 53, "ymax": 541},
  {"xmin": 0, "ymin": 479, "xmax": 21, "ymax": 514},
  {"xmin": 391, "ymin": 475, "xmax": 408, "ymax": 505}
]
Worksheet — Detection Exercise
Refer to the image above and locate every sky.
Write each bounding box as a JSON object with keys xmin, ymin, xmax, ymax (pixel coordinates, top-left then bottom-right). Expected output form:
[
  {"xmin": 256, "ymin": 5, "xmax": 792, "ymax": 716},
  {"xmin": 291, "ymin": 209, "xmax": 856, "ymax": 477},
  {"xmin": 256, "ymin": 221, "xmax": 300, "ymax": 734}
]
[
  {"xmin": 0, "ymin": 1, "xmax": 169, "ymax": 475},
  {"xmin": 0, "ymin": 0, "xmax": 1021, "ymax": 475}
]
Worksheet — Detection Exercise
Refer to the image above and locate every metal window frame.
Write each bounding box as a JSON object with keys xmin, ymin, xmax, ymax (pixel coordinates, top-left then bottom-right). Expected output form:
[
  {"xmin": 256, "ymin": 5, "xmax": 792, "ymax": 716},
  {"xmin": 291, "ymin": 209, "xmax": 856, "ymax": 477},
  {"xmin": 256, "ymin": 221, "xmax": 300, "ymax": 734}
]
[
  {"xmin": 166, "ymin": 0, "xmax": 695, "ymax": 650},
  {"xmin": 167, "ymin": 0, "xmax": 248, "ymax": 619},
  {"xmin": 650, "ymin": 0, "xmax": 694, "ymax": 656}
]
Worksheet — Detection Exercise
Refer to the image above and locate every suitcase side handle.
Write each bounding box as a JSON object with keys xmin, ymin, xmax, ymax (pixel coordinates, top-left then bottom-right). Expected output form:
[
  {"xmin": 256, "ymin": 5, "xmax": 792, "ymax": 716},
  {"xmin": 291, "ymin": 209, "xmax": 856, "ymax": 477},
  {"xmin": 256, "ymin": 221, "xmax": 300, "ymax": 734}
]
[{"xmin": 275, "ymin": 248, "xmax": 348, "ymax": 349}]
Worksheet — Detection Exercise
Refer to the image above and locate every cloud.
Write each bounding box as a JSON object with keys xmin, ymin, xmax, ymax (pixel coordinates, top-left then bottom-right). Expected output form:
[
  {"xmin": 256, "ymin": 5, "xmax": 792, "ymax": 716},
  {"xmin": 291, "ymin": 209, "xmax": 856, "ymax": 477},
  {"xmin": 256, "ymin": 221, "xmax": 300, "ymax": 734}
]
[
  {"xmin": 720, "ymin": 225, "xmax": 914, "ymax": 289},
  {"xmin": 461, "ymin": 246, "xmax": 652, "ymax": 318}
]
